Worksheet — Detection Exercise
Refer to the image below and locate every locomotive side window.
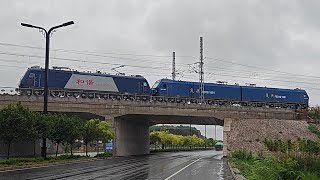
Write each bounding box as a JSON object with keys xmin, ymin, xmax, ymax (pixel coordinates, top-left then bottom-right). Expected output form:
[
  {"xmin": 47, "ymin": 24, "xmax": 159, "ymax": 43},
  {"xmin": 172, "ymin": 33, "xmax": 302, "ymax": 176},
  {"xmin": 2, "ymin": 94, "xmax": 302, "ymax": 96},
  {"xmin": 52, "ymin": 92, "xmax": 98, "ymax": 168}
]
[{"xmin": 29, "ymin": 73, "xmax": 35, "ymax": 78}]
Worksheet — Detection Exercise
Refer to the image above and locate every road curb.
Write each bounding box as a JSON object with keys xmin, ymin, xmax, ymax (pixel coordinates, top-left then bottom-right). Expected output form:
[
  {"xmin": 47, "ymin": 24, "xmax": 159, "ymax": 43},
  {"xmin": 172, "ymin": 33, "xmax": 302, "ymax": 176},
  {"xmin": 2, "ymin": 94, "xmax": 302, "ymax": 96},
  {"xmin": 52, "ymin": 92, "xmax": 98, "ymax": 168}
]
[
  {"xmin": 0, "ymin": 158, "xmax": 101, "ymax": 173},
  {"xmin": 227, "ymin": 160, "xmax": 246, "ymax": 180}
]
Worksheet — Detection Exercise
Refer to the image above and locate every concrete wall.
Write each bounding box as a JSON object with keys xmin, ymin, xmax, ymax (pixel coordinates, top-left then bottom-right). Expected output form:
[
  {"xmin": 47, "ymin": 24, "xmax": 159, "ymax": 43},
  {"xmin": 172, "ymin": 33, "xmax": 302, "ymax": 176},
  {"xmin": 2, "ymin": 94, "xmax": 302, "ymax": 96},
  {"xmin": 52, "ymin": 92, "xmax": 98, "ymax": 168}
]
[
  {"xmin": 223, "ymin": 118, "xmax": 232, "ymax": 157},
  {"xmin": 0, "ymin": 140, "xmax": 41, "ymax": 158},
  {"xmin": 114, "ymin": 118, "xmax": 150, "ymax": 156},
  {"xmin": 0, "ymin": 139, "xmax": 58, "ymax": 158}
]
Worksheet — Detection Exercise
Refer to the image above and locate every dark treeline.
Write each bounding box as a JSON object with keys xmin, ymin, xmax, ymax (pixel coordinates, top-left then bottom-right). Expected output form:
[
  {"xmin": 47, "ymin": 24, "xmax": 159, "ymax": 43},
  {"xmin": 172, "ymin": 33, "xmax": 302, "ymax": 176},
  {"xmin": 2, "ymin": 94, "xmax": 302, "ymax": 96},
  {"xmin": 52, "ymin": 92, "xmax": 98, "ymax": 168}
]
[
  {"xmin": 150, "ymin": 131, "xmax": 222, "ymax": 151},
  {"xmin": 150, "ymin": 125, "xmax": 203, "ymax": 137}
]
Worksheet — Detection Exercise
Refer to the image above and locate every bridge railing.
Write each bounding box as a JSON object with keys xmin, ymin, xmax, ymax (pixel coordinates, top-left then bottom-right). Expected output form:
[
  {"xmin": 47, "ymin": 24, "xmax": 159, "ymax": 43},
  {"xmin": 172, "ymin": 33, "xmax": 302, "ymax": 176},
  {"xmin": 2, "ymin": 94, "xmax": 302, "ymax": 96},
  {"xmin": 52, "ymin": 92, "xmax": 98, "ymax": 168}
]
[{"xmin": 2, "ymin": 88, "xmax": 305, "ymax": 110}]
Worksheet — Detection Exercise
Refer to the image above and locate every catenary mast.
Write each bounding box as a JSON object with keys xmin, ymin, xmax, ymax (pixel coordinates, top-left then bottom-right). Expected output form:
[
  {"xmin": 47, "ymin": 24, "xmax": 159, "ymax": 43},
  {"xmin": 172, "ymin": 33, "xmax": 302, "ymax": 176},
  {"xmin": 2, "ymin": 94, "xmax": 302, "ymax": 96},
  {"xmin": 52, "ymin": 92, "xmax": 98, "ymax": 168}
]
[
  {"xmin": 199, "ymin": 37, "xmax": 204, "ymax": 103},
  {"xmin": 172, "ymin": 51, "xmax": 176, "ymax": 80}
]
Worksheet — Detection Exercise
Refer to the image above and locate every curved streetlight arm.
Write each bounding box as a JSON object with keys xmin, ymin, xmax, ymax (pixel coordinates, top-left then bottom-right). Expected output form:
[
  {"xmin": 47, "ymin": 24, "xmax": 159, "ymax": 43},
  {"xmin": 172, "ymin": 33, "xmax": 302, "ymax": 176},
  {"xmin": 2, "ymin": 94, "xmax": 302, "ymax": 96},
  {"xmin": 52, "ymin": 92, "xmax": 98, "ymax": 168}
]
[
  {"xmin": 48, "ymin": 21, "xmax": 74, "ymax": 34},
  {"xmin": 21, "ymin": 21, "xmax": 74, "ymax": 35},
  {"xmin": 21, "ymin": 23, "xmax": 47, "ymax": 34}
]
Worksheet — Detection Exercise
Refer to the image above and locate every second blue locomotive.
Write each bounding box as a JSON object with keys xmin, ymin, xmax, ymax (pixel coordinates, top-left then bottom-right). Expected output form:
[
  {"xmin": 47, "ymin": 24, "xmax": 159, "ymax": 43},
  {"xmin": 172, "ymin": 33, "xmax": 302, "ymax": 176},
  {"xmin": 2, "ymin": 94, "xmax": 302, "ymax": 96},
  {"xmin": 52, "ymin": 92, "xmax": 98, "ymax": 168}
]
[{"xmin": 151, "ymin": 79, "xmax": 309, "ymax": 107}]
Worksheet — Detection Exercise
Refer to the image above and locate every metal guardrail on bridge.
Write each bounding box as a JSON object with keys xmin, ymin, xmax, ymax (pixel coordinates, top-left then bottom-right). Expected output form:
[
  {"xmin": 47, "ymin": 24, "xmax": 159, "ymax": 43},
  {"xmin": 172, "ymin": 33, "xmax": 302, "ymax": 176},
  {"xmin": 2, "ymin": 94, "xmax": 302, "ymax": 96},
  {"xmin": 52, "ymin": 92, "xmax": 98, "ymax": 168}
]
[{"xmin": 0, "ymin": 88, "xmax": 303, "ymax": 110}]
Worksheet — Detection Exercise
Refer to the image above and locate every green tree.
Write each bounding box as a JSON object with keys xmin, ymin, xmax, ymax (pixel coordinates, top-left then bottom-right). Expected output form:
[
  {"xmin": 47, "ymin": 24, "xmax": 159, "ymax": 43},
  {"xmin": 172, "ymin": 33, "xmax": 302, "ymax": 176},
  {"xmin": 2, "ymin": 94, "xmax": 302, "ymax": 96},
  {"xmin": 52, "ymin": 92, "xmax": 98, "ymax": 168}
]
[
  {"xmin": 26, "ymin": 112, "xmax": 44, "ymax": 158},
  {"xmin": 150, "ymin": 131, "xmax": 161, "ymax": 150},
  {"xmin": 206, "ymin": 138, "xmax": 214, "ymax": 147},
  {"xmin": 49, "ymin": 114, "xmax": 70, "ymax": 157},
  {"xmin": 97, "ymin": 121, "xmax": 114, "ymax": 154},
  {"xmin": 158, "ymin": 131, "xmax": 171, "ymax": 149},
  {"xmin": 171, "ymin": 134, "xmax": 183, "ymax": 149},
  {"xmin": 82, "ymin": 119, "xmax": 100, "ymax": 156},
  {"xmin": 64, "ymin": 116, "xmax": 82, "ymax": 156},
  {"xmin": 0, "ymin": 104, "xmax": 30, "ymax": 159}
]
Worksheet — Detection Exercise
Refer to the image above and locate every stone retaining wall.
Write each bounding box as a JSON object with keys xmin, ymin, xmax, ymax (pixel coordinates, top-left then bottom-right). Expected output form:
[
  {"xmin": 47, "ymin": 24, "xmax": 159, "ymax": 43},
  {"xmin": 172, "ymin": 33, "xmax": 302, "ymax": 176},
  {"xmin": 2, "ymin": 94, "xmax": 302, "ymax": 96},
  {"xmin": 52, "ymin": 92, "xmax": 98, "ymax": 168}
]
[{"xmin": 227, "ymin": 119, "xmax": 318, "ymax": 153}]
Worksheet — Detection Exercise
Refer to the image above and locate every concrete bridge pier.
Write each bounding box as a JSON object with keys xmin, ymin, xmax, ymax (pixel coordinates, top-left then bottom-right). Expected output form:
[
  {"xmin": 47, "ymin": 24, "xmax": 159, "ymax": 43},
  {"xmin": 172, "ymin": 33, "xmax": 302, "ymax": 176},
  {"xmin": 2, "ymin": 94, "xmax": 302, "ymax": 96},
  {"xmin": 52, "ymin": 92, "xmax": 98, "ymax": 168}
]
[
  {"xmin": 113, "ymin": 117, "xmax": 151, "ymax": 156},
  {"xmin": 223, "ymin": 118, "xmax": 232, "ymax": 157}
]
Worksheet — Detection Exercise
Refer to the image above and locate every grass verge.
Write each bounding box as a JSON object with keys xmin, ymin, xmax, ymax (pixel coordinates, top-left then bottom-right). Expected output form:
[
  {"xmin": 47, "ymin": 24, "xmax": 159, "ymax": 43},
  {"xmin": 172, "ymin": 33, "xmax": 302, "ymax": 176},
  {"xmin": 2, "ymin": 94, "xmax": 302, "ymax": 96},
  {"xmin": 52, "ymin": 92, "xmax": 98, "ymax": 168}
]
[
  {"xmin": 230, "ymin": 150, "xmax": 320, "ymax": 180},
  {"xmin": 95, "ymin": 152, "xmax": 113, "ymax": 158},
  {"xmin": 0, "ymin": 155, "xmax": 91, "ymax": 168}
]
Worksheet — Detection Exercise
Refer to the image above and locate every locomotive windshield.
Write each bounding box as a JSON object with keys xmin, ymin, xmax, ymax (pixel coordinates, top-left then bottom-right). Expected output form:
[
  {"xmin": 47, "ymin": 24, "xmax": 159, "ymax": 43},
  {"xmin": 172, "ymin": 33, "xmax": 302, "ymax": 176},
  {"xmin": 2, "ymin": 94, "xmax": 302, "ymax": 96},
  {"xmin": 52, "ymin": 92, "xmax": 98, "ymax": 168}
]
[{"xmin": 152, "ymin": 80, "xmax": 161, "ymax": 89}]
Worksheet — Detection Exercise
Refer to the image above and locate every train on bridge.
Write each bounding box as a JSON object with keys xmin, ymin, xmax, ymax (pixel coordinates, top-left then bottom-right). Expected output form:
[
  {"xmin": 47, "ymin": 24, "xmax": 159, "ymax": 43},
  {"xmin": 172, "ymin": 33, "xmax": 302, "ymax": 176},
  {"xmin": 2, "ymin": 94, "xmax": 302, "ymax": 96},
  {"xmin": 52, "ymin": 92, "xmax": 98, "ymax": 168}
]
[{"xmin": 18, "ymin": 66, "xmax": 309, "ymax": 109}]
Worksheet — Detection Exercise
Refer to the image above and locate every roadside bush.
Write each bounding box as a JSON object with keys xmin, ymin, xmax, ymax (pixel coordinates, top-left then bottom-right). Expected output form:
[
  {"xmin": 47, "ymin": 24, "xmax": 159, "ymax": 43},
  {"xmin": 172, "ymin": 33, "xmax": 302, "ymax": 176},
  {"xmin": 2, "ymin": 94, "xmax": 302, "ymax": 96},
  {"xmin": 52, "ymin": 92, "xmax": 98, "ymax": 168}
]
[
  {"xmin": 0, "ymin": 155, "xmax": 89, "ymax": 167},
  {"xmin": 0, "ymin": 158, "xmax": 43, "ymax": 166},
  {"xmin": 55, "ymin": 155, "xmax": 82, "ymax": 160},
  {"xmin": 96, "ymin": 152, "xmax": 112, "ymax": 158},
  {"xmin": 232, "ymin": 151, "xmax": 306, "ymax": 180},
  {"xmin": 295, "ymin": 156, "xmax": 320, "ymax": 177},
  {"xmin": 232, "ymin": 149, "xmax": 253, "ymax": 161},
  {"xmin": 308, "ymin": 124, "xmax": 320, "ymax": 138}
]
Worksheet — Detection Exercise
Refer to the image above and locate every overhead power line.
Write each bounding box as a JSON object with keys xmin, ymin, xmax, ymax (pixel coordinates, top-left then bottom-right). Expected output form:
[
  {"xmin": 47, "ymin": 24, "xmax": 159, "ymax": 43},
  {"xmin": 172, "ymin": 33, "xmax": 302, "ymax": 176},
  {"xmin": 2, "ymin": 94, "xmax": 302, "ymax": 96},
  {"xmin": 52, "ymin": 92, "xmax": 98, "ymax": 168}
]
[
  {"xmin": 1, "ymin": 41, "xmax": 319, "ymax": 79},
  {"xmin": 0, "ymin": 51, "xmax": 319, "ymax": 88},
  {"xmin": 0, "ymin": 51, "xmax": 170, "ymax": 71},
  {"xmin": 1, "ymin": 42, "xmax": 320, "ymax": 91},
  {"xmin": 207, "ymin": 57, "xmax": 320, "ymax": 79}
]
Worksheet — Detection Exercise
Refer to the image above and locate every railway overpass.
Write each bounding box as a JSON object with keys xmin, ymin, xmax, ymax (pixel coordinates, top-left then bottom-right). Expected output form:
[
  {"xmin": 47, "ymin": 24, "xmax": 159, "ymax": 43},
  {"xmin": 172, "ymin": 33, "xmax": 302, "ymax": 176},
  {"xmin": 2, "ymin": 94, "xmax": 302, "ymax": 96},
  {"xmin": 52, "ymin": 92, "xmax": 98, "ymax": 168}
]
[{"xmin": 0, "ymin": 90, "xmax": 307, "ymax": 156}]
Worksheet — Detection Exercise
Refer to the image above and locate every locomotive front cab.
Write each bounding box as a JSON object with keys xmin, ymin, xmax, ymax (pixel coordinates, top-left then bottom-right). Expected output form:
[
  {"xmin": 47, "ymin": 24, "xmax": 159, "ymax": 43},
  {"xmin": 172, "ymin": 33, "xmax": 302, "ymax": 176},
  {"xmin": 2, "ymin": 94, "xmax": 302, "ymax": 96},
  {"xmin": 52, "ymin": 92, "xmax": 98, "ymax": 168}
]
[
  {"xmin": 151, "ymin": 79, "xmax": 171, "ymax": 96},
  {"xmin": 151, "ymin": 80, "xmax": 161, "ymax": 96},
  {"xmin": 19, "ymin": 66, "xmax": 43, "ymax": 89}
]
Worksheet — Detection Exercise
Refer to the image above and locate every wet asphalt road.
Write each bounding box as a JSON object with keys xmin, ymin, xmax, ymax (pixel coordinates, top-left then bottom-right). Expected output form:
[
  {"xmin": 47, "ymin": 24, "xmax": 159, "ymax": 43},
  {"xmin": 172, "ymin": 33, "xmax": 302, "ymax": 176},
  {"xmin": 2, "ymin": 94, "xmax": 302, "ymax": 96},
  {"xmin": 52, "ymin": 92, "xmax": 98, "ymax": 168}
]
[{"xmin": 0, "ymin": 150, "xmax": 233, "ymax": 180}]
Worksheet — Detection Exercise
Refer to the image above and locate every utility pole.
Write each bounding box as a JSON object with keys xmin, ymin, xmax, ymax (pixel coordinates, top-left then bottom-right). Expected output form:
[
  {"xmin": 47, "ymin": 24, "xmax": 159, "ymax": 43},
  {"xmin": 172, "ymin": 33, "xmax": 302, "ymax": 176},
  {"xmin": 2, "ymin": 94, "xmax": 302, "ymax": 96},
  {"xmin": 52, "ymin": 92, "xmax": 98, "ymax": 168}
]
[
  {"xmin": 172, "ymin": 51, "xmax": 176, "ymax": 80},
  {"xmin": 21, "ymin": 21, "xmax": 74, "ymax": 159},
  {"xmin": 199, "ymin": 37, "xmax": 204, "ymax": 103}
]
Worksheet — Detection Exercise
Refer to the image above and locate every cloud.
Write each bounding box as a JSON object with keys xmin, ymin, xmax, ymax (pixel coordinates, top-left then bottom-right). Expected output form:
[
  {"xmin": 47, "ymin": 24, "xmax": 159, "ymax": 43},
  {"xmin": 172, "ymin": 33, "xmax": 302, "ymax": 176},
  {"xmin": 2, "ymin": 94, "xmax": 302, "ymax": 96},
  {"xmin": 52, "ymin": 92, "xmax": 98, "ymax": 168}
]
[{"xmin": 0, "ymin": 0, "xmax": 320, "ymax": 104}]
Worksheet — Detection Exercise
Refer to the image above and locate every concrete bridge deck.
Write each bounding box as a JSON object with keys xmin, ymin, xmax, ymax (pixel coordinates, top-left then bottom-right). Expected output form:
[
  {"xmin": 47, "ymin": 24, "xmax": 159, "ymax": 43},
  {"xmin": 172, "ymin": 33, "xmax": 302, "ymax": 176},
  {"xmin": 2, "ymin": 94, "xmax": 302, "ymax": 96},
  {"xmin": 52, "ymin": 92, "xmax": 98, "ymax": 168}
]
[{"xmin": 0, "ymin": 93, "xmax": 307, "ymax": 156}]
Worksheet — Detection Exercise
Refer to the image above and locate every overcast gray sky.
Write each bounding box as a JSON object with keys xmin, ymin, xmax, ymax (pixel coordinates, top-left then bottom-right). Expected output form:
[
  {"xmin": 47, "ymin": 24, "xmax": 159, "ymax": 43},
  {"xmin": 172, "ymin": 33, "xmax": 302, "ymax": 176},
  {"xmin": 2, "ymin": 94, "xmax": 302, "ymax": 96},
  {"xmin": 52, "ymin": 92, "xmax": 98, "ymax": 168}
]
[{"xmin": 1, "ymin": 0, "xmax": 320, "ymax": 138}]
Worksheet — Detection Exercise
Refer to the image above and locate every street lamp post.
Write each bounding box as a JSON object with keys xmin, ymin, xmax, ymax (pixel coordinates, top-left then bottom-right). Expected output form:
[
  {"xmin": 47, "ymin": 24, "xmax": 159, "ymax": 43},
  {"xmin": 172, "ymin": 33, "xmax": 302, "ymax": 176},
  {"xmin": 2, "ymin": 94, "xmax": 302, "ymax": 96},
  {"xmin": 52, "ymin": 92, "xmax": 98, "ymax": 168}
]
[{"xmin": 21, "ymin": 21, "xmax": 74, "ymax": 158}]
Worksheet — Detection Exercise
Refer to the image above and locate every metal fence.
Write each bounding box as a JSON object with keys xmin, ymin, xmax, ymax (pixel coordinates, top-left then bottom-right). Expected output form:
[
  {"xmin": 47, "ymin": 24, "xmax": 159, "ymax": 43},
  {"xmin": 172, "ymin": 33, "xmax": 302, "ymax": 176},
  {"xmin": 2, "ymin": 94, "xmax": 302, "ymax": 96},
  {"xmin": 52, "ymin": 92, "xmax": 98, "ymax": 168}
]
[{"xmin": 0, "ymin": 88, "xmax": 306, "ymax": 110}]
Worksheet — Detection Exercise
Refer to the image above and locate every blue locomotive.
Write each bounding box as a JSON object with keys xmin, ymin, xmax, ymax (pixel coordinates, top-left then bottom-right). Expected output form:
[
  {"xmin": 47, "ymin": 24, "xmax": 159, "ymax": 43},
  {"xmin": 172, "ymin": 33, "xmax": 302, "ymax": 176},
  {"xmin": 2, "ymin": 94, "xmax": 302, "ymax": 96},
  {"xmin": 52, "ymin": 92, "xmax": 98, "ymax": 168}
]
[
  {"xmin": 19, "ymin": 66, "xmax": 151, "ymax": 94},
  {"xmin": 151, "ymin": 79, "xmax": 309, "ymax": 108},
  {"xmin": 151, "ymin": 79, "xmax": 241, "ymax": 100},
  {"xmin": 18, "ymin": 66, "xmax": 309, "ymax": 108}
]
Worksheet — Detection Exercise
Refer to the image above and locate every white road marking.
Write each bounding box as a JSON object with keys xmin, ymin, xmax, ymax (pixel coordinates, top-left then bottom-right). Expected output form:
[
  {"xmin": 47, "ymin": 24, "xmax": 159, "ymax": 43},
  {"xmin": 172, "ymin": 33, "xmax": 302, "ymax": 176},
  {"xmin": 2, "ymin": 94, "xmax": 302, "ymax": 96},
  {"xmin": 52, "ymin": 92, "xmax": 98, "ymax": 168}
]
[{"xmin": 164, "ymin": 158, "xmax": 202, "ymax": 180}]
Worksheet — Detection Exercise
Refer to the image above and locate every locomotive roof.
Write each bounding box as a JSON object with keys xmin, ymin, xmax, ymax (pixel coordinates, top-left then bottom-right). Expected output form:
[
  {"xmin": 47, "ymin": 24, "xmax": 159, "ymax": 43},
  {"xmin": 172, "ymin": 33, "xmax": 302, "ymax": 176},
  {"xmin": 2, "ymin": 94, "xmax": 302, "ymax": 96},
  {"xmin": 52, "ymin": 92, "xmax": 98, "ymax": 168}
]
[
  {"xmin": 157, "ymin": 79, "xmax": 307, "ymax": 92},
  {"xmin": 27, "ymin": 66, "xmax": 147, "ymax": 79}
]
